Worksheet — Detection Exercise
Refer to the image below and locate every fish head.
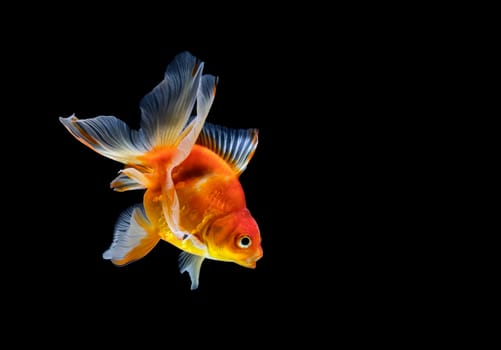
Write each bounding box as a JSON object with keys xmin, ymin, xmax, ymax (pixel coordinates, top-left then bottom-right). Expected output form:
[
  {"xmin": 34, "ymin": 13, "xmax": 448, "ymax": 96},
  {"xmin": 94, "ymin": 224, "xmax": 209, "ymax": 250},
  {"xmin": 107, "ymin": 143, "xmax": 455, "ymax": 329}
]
[{"xmin": 205, "ymin": 208, "xmax": 263, "ymax": 268}]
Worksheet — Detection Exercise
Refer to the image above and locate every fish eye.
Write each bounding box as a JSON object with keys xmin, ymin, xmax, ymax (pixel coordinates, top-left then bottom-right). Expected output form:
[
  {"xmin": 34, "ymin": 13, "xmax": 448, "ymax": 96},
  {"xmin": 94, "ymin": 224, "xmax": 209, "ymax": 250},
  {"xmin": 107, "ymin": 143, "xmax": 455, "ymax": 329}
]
[{"xmin": 237, "ymin": 235, "xmax": 252, "ymax": 249}]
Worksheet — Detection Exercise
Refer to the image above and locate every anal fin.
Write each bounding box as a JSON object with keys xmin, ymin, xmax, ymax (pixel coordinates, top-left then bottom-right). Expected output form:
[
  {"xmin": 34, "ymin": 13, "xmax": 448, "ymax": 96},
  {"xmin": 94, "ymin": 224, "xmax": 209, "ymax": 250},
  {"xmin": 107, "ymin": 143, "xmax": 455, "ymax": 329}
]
[{"xmin": 103, "ymin": 204, "xmax": 160, "ymax": 266}]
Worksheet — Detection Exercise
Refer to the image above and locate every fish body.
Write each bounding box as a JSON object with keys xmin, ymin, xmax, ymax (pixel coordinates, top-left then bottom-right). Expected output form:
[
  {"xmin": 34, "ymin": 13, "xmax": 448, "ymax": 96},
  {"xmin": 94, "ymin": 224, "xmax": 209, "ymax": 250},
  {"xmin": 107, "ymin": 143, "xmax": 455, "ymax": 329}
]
[{"xmin": 59, "ymin": 51, "xmax": 262, "ymax": 289}]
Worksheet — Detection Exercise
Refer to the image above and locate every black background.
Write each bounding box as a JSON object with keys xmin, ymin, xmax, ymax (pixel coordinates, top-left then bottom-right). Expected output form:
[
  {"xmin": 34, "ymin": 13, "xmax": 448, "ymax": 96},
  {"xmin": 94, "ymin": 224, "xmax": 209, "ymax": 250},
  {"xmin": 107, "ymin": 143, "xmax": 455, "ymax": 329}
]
[
  {"xmin": 3, "ymin": 7, "xmax": 419, "ymax": 343},
  {"xmin": 11, "ymin": 24, "xmax": 323, "ymax": 314}
]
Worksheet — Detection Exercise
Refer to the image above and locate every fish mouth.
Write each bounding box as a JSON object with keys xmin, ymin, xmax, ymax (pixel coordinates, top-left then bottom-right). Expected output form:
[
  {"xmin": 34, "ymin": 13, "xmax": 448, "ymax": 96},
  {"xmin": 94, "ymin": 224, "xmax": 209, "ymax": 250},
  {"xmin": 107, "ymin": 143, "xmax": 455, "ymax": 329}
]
[
  {"xmin": 238, "ymin": 260, "xmax": 257, "ymax": 269},
  {"xmin": 238, "ymin": 252, "xmax": 263, "ymax": 269}
]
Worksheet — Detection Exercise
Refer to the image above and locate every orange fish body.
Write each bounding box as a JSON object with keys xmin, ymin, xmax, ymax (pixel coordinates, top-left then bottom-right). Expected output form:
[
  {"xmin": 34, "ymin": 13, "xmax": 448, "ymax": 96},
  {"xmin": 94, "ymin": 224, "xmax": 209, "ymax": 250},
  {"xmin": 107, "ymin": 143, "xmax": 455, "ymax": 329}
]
[{"xmin": 59, "ymin": 51, "xmax": 262, "ymax": 289}]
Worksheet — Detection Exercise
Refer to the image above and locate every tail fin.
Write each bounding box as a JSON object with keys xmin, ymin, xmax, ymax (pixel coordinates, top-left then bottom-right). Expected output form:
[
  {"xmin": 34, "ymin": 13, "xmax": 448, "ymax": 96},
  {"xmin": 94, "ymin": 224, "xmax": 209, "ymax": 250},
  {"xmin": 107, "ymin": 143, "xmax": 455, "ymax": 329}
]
[
  {"xmin": 140, "ymin": 51, "xmax": 205, "ymax": 147},
  {"xmin": 59, "ymin": 51, "xmax": 217, "ymax": 167},
  {"xmin": 59, "ymin": 114, "xmax": 149, "ymax": 164},
  {"xmin": 61, "ymin": 52, "xmax": 218, "ymax": 243}
]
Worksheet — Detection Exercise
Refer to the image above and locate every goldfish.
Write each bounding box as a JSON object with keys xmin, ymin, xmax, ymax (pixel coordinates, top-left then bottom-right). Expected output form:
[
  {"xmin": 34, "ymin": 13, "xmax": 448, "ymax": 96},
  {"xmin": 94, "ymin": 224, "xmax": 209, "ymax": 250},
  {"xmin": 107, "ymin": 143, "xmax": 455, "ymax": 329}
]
[{"xmin": 59, "ymin": 51, "xmax": 262, "ymax": 289}]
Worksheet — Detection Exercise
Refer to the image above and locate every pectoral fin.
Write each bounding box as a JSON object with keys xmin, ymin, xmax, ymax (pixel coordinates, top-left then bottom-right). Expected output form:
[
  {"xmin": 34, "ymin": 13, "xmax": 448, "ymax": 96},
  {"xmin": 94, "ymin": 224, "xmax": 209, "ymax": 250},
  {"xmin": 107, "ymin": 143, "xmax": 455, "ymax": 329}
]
[
  {"xmin": 179, "ymin": 252, "xmax": 205, "ymax": 290},
  {"xmin": 103, "ymin": 204, "xmax": 160, "ymax": 266}
]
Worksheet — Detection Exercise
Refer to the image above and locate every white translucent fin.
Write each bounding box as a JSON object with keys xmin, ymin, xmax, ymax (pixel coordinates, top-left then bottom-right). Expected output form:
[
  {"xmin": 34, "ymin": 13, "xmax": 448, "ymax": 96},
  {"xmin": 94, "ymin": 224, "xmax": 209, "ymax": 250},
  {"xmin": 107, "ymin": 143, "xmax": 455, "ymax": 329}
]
[
  {"xmin": 59, "ymin": 114, "xmax": 149, "ymax": 164},
  {"xmin": 192, "ymin": 74, "xmax": 218, "ymax": 137},
  {"xmin": 139, "ymin": 51, "xmax": 204, "ymax": 147},
  {"xmin": 179, "ymin": 252, "xmax": 205, "ymax": 290},
  {"xmin": 161, "ymin": 170, "xmax": 188, "ymax": 241},
  {"xmin": 102, "ymin": 204, "xmax": 160, "ymax": 266},
  {"xmin": 197, "ymin": 122, "xmax": 259, "ymax": 175},
  {"xmin": 158, "ymin": 74, "xmax": 218, "ymax": 239},
  {"xmin": 110, "ymin": 168, "xmax": 149, "ymax": 192},
  {"xmin": 167, "ymin": 73, "xmax": 218, "ymax": 167}
]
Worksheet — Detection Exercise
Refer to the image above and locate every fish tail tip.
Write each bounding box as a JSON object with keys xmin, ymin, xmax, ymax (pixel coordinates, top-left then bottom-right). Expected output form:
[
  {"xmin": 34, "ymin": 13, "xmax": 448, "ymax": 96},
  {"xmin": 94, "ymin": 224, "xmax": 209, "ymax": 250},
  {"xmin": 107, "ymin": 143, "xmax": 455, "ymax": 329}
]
[{"xmin": 59, "ymin": 114, "xmax": 78, "ymax": 124}]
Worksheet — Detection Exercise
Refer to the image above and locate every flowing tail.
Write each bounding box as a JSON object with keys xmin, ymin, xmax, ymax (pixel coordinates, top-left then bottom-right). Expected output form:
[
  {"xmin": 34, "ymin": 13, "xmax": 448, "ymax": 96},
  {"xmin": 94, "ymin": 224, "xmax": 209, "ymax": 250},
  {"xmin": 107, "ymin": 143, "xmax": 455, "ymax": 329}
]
[
  {"xmin": 60, "ymin": 51, "xmax": 217, "ymax": 241},
  {"xmin": 59, "ymin": 51, "xmax": 217, "ymax": 182}
]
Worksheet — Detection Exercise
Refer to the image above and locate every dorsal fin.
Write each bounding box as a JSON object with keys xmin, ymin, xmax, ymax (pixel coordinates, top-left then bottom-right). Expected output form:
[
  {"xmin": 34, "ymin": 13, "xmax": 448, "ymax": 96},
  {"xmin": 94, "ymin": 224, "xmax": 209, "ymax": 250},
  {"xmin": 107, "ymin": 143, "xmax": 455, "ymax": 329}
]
[{"xmin": 197, "ymin": 122, "xmax": 258, "ymax": 175}]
